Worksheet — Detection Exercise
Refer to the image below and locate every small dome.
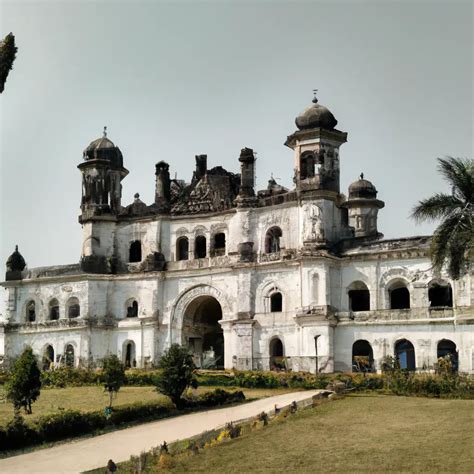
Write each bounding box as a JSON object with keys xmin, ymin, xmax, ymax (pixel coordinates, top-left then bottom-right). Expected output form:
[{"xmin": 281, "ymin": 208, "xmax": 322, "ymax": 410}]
[
  {"xmin": 295, "ymin": 96, "xmax": 338, "ymax": 130},
  {"xmin": 83, "ymin": 127, "xmax": 124, "ymax": 167},
  {"xmin": 349, "ymin": 174, "xmax": 378, "ymax": 199},
  {"xmin": 6, "ymin": 245, "xmax": 26, "ymax": 272}
]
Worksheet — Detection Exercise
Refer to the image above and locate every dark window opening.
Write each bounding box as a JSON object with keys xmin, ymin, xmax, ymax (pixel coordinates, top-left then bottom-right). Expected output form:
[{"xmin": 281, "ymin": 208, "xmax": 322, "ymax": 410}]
[
  {"xmin": 177, "ymin": 237, "xmax": 189, "ymax": 261},
  {"xmin": 395, "ymin": 339, "xmax": 416, "ymax": 371},
  {"xmin": 129, "ymin": 240, "xmax": 142, "ymax": 262},
  {"xmin": 270, "ymin": 292, "xmax": 283, "ymax": 312},
  {"xmin": 65, "ymin": 344, "xmax": 74, "ymax": 368},
  {"xmin": 127, "ymin": 300, "xmax": 138, "ymax": 318},
  {"xmin": 49, "ymin": 300, "xmax": 60, "ymax": 320},
  {"xmin": 26, "ymin": 302, "xmax": 36, "ymax": 322},
  {"xmin": 429, "ymin": 284, "xmax": 453, "ymax": 308},
  {"xmin": 265, "ymin": 227, "xmax": 282, "ymax": 254},
  {"xmin": 300, "ymin": 152, "xmax": 315, "ymax": 180},
  {"xmin": 390, "ymin": 287, "xmax": 410, "ymax": 309},
  {"xmin": 195, "ymin": 235, "xmax": 207, "ymax": 259},
  {"xmin": 349, "ymin": 289, "xmax": 370, "ymax": 312},
  {"xmin": 213, "ymin": 233, "xmax": 226, "ymax": 256},
  {"xmin": 437, "ymin": 339, "xmax": 458, "ymax": 372},
  {"xmin": 68, "ymin": 300, "xmax": 80, "ymax": 318}
]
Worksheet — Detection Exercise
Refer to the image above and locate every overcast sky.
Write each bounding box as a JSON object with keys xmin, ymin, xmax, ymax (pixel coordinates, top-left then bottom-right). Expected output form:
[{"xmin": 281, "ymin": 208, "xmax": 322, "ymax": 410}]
[{"xmin": 0, "ymin": 1, "xmax": 472, "ymax": 288}]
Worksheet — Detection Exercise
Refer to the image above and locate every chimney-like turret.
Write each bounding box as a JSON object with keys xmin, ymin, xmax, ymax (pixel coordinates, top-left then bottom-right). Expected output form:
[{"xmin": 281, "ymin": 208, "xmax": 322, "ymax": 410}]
[
  {"xmin": 238, "ymin": 147, "xmax": 256, "ymax": 199},
  {"xmin": 155, "ymin": 161, "xmax": 171, "ymax": 206},
  {"xmin": 194, "ymin": 154, "xmax": 207, "ymax": 181}
]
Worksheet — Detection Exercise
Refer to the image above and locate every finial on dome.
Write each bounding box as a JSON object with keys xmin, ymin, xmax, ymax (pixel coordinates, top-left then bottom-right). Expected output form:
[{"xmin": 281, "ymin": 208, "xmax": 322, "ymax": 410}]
[
  {"xmin": 312, "ymin": 89, "xmax": 318, "ymax": 104},
  {"xmin": 15, "ymin": 244, "xmax": 18, "ymax": 252},
  {"xmin": 134, "ymin": 192, "xmax": 140, "ymax": 199},
  {"xmin": 360, "ymin": 172, "xmax": 364, "ymax": 180},
  {"xmin": 103, "ymin": 126, "xmax": 107, "ymax": 138}
]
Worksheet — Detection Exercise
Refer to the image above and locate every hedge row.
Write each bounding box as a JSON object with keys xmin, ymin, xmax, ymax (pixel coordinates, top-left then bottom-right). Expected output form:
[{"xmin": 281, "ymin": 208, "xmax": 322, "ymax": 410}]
[{"xmin": 0, "ymin": 389, "xmax": 245, "ymax": 452}]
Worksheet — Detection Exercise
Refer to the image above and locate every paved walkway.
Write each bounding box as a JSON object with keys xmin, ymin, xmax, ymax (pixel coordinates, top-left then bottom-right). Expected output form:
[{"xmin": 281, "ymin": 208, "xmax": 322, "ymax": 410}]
[{"xmin": 0, "ymin": 390, "xmax": 321, "ymax": 473}]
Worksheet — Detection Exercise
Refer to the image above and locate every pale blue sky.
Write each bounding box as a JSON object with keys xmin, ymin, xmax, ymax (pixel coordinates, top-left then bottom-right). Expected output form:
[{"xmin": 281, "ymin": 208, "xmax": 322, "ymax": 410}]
[{"xmin": 0, "ymin": 0, "xmax": 472, "ymax": 280}]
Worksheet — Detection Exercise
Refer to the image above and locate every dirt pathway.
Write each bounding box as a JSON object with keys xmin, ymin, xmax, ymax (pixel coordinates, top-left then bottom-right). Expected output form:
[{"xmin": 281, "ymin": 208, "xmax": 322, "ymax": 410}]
[{"xmin": 0, "ymin": 390, "xmax": 321, "ymax": 473}]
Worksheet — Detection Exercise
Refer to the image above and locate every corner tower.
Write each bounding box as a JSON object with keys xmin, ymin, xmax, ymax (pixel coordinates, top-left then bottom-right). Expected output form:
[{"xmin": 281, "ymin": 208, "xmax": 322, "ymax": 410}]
[
  {"xmin": 285, "ymin": 93, "xmax": 347, "ymax": 195},
  {"xmin": 78, "ymin": 128, "xmax": 128, "ymax": 273}
]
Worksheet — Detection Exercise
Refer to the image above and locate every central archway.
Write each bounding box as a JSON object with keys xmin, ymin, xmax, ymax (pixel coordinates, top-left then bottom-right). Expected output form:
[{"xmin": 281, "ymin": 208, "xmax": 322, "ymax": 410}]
[{"xmin": 183, "ymin": 295, "xmax": 224, "ymax": 369}]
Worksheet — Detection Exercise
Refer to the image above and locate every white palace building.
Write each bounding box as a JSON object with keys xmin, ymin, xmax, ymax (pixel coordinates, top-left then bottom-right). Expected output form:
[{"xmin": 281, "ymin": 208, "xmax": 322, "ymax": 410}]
[{"xmin": 1, "ymin": 95, "xmax": 473, "ymax": 373}]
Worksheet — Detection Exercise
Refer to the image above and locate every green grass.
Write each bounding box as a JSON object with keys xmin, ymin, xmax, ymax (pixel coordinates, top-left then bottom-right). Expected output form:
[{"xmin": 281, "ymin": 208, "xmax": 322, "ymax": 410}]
[
  {"xmin": 162, "ymin": 394, "xmax": 474, "ymax": 473},
  {"xmin": 0, "ymin": 385, "xmax": 295, "ymax": 426}
]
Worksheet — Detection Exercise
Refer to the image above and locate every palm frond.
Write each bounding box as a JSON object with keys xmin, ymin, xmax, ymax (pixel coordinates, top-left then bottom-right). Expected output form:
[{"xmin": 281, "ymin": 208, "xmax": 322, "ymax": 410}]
[
  {"xmin": 411, "ymin": 193, "xmax": 463, "ymax": 223},
  {"xmin": 437, "ymin": 157, "xmax": 474, "ymax": 203}
]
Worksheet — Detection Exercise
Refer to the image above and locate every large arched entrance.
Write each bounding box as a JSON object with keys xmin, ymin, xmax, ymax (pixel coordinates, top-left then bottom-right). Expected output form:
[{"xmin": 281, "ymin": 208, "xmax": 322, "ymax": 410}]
[
  {"xmin": 352, "ymin": 340, "xmax": 374, "ymax": 372},
  {"xmin": 183, "ymin": 295, "xmax": 224, "ymax": 369}
]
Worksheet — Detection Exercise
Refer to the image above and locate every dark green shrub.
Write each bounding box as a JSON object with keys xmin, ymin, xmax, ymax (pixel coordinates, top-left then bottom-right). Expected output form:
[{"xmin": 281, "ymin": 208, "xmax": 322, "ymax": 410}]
[
  {"xmin": 194, "ymin": 388, "xmax": 245, "ymax": 407},
  {"xmin": 108, "ymin": 402, "xmax": 170, "ymax": 425},
  {"xmin": 102, "ymin": 355, "xmax": 126, "ymax": 408},
  {"xmin": 4, "ymin": 415, "xmax": 38, "ymax": 450}
]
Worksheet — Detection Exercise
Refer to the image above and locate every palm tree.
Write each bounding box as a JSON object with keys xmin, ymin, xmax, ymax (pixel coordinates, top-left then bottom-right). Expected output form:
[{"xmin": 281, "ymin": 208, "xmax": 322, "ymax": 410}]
[{"xmin": 411, "ymin": 157, "xmax": 473, "ymax": 280}]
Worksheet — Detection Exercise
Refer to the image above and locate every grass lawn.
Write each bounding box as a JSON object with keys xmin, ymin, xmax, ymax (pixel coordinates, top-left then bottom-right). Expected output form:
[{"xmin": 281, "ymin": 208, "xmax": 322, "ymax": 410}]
[
  {"xmin": 0, "ymin": 386, "xmax": 295, "ymax": 426},
  {"xmin": 164, "ymin": 394, "xmax": 474, "ymax": 473}
]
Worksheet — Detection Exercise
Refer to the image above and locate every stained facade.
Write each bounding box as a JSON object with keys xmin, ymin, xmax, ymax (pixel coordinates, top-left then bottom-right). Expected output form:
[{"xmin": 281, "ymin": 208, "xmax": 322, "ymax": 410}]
[{"xmin": 1, "ymin": 96, "xmax": 473, "ymax": 373}]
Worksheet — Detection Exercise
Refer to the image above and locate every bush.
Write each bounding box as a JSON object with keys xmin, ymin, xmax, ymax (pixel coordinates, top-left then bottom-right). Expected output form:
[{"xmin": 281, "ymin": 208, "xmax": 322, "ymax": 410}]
[
  {"xmin": 41, "ymin": 367, "xmax": 101, "ymax": 387},
  {"xmin": 192, "ymin": 388, "xmax": 245, "ymax": 407}
]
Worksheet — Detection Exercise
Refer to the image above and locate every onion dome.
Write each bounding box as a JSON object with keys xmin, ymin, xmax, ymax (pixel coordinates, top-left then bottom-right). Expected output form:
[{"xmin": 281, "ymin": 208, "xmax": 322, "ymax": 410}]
[
  {"xmin": 83, "ymin": 126, "xmax": 124, "ymax": 168},
  {"xmin": 295, "ymin": 94, "xmax": 338, "ymax": 131},
  {"xmin": 348, "ymin": 173, "xmax": 378, "ymax": 199},
  {"xmin": 6, "ymin": 245, "xmax": 26, "ymax": 272}
]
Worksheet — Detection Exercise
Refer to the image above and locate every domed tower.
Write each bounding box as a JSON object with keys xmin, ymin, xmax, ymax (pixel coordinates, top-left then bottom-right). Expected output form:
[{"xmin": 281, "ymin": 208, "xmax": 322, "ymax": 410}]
[
  {"xmin": 5, "ymin": 245, "xmax": 26, "ymax": 281},
  {"xmin": 341, "ymin": 174, "xmax": 385, "ymax": 238},
  {"xmin": 78, "ymin": 127, "xmax": 128, "ymax": 222},
  {"xmin": 285, "ymin": 92, "xmax": 347, "ymax": 194},
  {"xmin": 78, "ymin": 128, "xmax": 128, "ymax": 273}
]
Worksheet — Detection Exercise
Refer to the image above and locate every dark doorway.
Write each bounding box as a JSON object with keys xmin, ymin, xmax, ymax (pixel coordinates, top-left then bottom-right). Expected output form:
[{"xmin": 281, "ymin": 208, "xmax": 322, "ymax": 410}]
[
  {"xmin": 127, "ymin": 300, "xmax": 138, "ymax": 318},
  {"xmin": 195, "ymin": 235, "xmax": 207, "ymax": 258},
  {"xmin": 352, "ymin": 340, "xmax": 374, "ymax": 372},
  {"xmin": 49, "ymin": 299, "xmax": 60, "ymax": 320},
  {"xmin": 429, "ymin": 283, "xmax": 453, "ymax": 308},
  {"xmin": 395, "ymin": 339, "xmax": 416, "ymax": 370},
  {"xmin": 129, "ymin": 240, "xmax": 142, "ymax": 262},
  {"xmin": 270, "ymin": 338, "xmax": 284, "ymax": 370},
  {"xmin": 26, "ymin": 301, "xmax": 36, "ymax": 322},
  {"xmin": 390, "ymin": 286, "xmax": 410, "ymax": 309},
  {"xmin": 124, "ymin": 341, "xmax": 136, "ymax": 368},
  {"xmin": 349, "ymin": 283, "xmax": 370, "ymax": 312},
  {"xmin": 437, "ymin": 339, "xmax": 458, "ymax": 371},
  {"xmin": 43, "ymin": 345, "xmax": 55, "ymax": 371},
  {"xmin": 65, "ymin": 344, "xmax": 75, "ymax": 368},
  {"xmin": 183, "ymin": 296, "xmax": 224, "ymax": 369}
]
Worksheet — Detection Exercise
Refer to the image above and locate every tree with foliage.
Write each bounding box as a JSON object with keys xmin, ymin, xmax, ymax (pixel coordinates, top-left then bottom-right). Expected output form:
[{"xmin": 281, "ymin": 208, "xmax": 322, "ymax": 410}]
[
  {"xmin": 156, "ymin": 344, "xmax": 197, "ymax": 409},
  {"xmin": 0, "ymin": 32, "xmax": 18, "ymax": 93},
  {"xmin": 411, "ymin": 157, "xmax": 473, "ymax": 279},
  {"xmin": 5, "ymin": 346, "xmax": 41, "ymax": 414},
  {"xmin": 102, "ymin": 354, "xmax": 126, "ymax": 409}
]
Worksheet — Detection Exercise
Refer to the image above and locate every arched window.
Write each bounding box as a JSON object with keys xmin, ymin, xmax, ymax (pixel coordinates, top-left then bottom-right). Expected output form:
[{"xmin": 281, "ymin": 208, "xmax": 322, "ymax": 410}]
[
  {"xmin": 213, "ymin": 233, "xmax": 226, "ymax": 256},
  {"xmin": 49, "ymin": 299, "xmax": 60, "ymax": 320},
  {"xmin": 126, "ymin": 300, "xmax": 138, "ymax": 318},
  {"xmin": 300, "ymin": 151, "xmax": 316, "ymax": 179},
  {"xmin": 195, "ymin": 235, "xmax": 207, "ymax": 259},
  {"xmin": 67, "ymin": 297, "xmax": 80, "ymax": 318},
  {"xmin": 176, "ymin": 236, "xmax": 189, "ymax": 261},
  {"xmin": 26, "ymin": 301, "xmax": 36, "ymax": 322},
  {"xmin": 124, "ymin": 341, "xmax": 136, "ymax": 368},
  {"xmin": 270, "ymin": 338, "xmax": 284, "ymax": 370},
  {"xmin": 429, "ymin": 282, "xmax": 453, "ymax": 308},
  {"xmin": 65, "ymin": 344, "xmax": 75, "ymax": 368},
  {"xmin": 43, "ymin": 345, "xmax": 55, "ymax": 371},
  {"xmin": 270, "ymin": 292, "xmax": 283, "ymax": 312},
  {"xmin": 265, "ymin": 227, "xmax": 282, "ymax": 254},
  {"xmin": 348, "ymin": 281, "xmax": 370, "ymax": 312},
  {"xmin": 395, "ymin": 339, "xmax": 416, "ymax": 371},
  {"xmin": 352, "ymin": 340, "xmax": 374, "ymax": 372},
  {"xmin": 437, "ymin": 339, "xmax": 458, "ymax": 371},
  {"xmin": 388, "ymin": 281, "xmax": 410, "ymax": 309},
  {"xmin": 129, "ymin": 240, "xmax": 142, "ymax": 263}
]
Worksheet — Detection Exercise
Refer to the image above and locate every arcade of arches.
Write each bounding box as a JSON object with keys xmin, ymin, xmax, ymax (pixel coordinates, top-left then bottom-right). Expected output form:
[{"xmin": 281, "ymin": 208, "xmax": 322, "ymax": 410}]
[{"xmin": 183, "ymin": 295, "xmax": 224, "ymax": 369}]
